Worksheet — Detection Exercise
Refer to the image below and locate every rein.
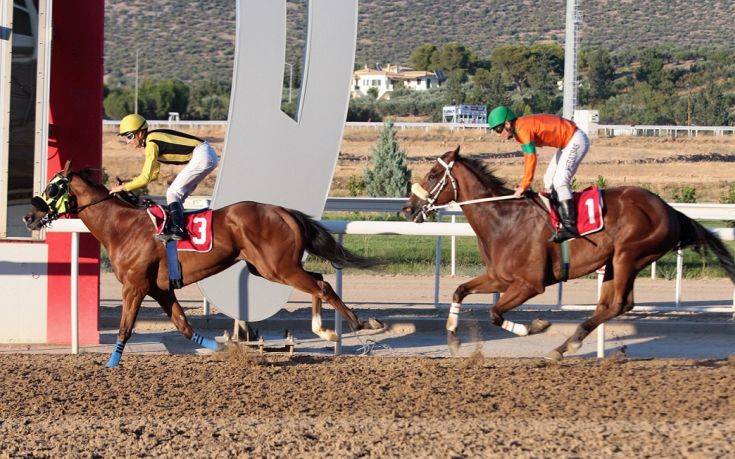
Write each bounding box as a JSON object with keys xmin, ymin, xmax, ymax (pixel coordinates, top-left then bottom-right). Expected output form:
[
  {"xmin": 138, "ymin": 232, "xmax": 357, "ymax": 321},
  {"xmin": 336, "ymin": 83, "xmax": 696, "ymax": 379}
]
[
  {"xmin": 412, "ymin": 157, "xmax": 519, "ymax": 219},
  {"xmin": 74, "ymin": 194, "xmax": 114, "ymax": 213}
]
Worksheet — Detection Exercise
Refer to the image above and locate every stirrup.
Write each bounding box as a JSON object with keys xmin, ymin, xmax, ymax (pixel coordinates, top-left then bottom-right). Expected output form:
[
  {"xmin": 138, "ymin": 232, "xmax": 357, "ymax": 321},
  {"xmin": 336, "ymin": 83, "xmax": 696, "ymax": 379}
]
[
  {"xmin": 154, "ymin": 232, "xmax": 173, "ymax": 242},
  {"xmin": 553, "ymin": 227, "xmax": 579, "ymax": 243},
  {"xmin": 169, "ymin": 227, "xmax": 187, "ymax": 241}
]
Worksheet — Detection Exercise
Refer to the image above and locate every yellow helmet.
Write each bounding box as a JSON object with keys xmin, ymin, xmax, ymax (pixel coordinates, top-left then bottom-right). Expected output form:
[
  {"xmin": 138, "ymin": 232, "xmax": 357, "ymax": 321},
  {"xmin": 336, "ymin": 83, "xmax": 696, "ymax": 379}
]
[{"xmin": 119, "ymin": 114, "xmax": 148, "ymax": 135}]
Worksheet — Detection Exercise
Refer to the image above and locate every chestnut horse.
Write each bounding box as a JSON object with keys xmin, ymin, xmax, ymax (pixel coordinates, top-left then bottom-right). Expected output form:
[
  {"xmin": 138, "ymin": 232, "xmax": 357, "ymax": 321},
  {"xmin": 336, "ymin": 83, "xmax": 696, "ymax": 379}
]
[
  {"xmin": 403, "ymin": 147, "xmax": 735, "ymax": 360},
  {"xmin": 25, "ymin": 163, "xmax": 383, "ymax": 367}
]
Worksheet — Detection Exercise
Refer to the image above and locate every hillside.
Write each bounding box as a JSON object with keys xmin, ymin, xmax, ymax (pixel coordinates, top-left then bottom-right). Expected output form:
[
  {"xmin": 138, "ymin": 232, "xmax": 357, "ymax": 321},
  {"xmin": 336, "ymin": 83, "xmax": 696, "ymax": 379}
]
[{"xmin": 104, "ymin": 0, "xmax": 735, "ymax": 84}]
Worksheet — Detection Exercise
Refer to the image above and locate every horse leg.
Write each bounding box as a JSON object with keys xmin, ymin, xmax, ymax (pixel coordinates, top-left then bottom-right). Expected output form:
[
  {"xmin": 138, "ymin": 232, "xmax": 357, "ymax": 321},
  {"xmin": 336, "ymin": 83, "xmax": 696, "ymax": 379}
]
[
  {"xmin": 105, "ymin": 283, "xmax": 146, "ymax": 368},
  {"xmin": 446, "ymin": 275, "xmax": 503, "ymax": 355},
  {"xmin": 547, "ymin": 259, "xmax": 636, "ymax": 361},
  {"xmin": 284, "ymin": 269, "xmax": 382, "ymax": 342},
  {"xmin": 488, "ymin": 281, "xmax": 545, "ymax": 337},
  {"xmin": 149, "ymin": 288, "xmax": 219, "ymax": 351}
]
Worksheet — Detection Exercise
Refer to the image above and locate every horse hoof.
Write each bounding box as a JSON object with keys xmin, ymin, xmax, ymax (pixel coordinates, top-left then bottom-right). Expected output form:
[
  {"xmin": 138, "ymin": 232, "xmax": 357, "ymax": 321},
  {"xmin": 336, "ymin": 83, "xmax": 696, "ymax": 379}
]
[
  {"xmin": 544, "ymin": 350, "xmax": 563, "ymax": 362},
  {"xmin": 447, "ymin": 331, "xmax": 461, "ymax": 357},
  {"xmin": 529, "ymin": 318, "xmax": 551, "ymax": 335},
  {"xmin": 368, "ymin": 317, "xmax": 385, "ymax": 330},
  {"xmin": 320, "ymin": 331, "xmax": 339, "ymax": 342}
]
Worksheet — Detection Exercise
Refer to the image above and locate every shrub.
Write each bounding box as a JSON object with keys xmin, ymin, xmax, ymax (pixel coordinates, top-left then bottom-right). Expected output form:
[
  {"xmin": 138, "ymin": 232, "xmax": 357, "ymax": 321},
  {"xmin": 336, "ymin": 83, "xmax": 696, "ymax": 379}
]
[
  {"xmin": 364, "ymin": 120, "xmax": 411, "ymax": 197},
  {"xmin": 346, "ymin": 175, "xmax": 367, "ymax": 197},
  {"xmin": 672, "ymin": 186, "xmax": 697, "ymax": 203}
]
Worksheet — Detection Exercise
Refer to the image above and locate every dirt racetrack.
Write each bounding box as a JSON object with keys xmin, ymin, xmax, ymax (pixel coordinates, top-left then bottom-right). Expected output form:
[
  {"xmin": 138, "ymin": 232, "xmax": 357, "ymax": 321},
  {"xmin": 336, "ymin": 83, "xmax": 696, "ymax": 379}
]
[{"xmin": 0, "ymin": 353, "xmax": 732, "ymax": 456}]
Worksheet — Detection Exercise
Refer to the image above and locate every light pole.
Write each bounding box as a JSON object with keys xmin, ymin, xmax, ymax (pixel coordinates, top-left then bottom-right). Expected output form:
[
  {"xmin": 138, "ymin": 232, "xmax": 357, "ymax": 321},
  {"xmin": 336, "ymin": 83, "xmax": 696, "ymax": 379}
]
[
  {"xmin": 285, "ymin": 62, "xmax": 293, "ymax": 103},
  {"xmin": 134, "ymin": 49, "xmax": 139, "ymax": 114}
]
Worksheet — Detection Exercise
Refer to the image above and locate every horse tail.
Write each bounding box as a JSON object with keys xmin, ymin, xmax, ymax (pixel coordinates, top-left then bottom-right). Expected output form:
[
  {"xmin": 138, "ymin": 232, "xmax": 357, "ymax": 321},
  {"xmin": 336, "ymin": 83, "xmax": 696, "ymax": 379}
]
[
  {"xmin": 675, "ymin": 210, "xmax": 735, "ymax": 284},
  {"xmin": 286, "ymin": 209, "xmax": 380, "ymax": 269}
]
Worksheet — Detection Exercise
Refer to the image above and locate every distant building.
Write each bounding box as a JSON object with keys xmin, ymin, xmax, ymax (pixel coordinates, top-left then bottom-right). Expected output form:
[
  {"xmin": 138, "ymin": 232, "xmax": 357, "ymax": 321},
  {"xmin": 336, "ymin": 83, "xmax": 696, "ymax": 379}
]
[
  {"xmin": 442, "ymin": 105, "xmax": 488, "ymax": 124},
  {"xmin": 351, "ymin": 64, "xmax": 441, "ymax": 99}
]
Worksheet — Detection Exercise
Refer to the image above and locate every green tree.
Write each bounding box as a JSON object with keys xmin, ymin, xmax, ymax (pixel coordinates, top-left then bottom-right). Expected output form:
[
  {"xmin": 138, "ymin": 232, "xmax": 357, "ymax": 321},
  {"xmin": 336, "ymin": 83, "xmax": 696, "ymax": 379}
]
[
  {"xmin": 490, "ymin": 45, "xmax": 532, "ymax": 98},
  {"xmin": 409, "ymin": 44, "xmax": 437, "ymax": 71},
  {"xmin": 466, "ymin": 68, "xmax": 509, "ymax": 106},
  {"xmin": 364, "ymin": 121, "xmax": 412, "ymax": 197},
  {"xmin": 690, "ymin": 83, "xmax": 731, "ymax": 126},
  {"xmin": 636, "ymin": 49, "xmax": 668, "ymax": 89},
  {"xmin": 103, "ymin": 89, "xmax": 134, "ymax": 119},
  {"xmin": 442, "ymin": 70, "xmax": 467, "ymax": 106},
  {"xmin": 586, "ymin": 48, "xmax": 615, "ymax": 100},
  {"xmin": 188, "ymin": 80, "xmax": 230, "ymax": 119},
  {"xmin": 431, "ymin": 42, "xmax": 477, "ymax": 73}
]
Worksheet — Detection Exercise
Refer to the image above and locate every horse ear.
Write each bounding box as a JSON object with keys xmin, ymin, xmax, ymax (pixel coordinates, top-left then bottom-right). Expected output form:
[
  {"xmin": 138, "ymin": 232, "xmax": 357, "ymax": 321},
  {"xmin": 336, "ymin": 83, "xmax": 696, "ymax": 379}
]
[
  {"xmin": 447, "ymin": 145, "xmax": 460, "ymax": 161},
  {"xmin": 62, "ymin": 160, "xmax": 72, "ymax": 177}
]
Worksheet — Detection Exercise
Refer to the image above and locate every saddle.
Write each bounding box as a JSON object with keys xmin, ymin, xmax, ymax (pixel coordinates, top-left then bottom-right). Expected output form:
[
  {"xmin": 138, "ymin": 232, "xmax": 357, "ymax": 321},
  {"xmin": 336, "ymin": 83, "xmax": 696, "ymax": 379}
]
[
  {"xmin": 540, "ymin": 186, "xmax": 604, "ymax": 237},
  {"xmin": 146, "ymin": 204, "xmax": 214, "ymax": 252}
]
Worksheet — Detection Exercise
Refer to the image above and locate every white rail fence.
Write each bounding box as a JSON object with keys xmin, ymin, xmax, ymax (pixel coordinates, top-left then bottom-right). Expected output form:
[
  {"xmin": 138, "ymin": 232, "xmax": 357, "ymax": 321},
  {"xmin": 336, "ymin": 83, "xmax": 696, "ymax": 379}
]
[
  {"xmin": 48, "ymin": 197, "xmax": 734, "ymax": 356},
  {"xmin": 103, "ymin": 119, "xmax": 735, "ymax": 137}
]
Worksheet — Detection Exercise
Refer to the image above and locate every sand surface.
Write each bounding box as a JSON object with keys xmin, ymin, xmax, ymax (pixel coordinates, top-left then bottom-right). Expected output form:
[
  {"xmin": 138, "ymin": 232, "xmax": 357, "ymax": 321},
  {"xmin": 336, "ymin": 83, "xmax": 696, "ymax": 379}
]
[{"xmin": 0, "ymin": 353, "xmax": 732, "ymax": 456}]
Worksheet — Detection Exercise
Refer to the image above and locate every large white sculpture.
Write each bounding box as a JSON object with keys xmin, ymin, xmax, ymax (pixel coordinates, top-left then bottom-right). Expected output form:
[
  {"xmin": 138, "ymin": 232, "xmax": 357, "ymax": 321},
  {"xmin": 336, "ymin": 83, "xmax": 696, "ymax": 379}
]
[{"xmin": 198, "ymin": 0, "xmax": 359, "ymax": 321}]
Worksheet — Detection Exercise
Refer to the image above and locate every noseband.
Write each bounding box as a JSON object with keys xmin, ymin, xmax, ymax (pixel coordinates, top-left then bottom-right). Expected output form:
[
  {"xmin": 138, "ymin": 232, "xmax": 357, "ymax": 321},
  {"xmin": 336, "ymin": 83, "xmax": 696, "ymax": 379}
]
[{"xmin": 412, "ymin": 158, "xmax": 458, "ymax": 221}]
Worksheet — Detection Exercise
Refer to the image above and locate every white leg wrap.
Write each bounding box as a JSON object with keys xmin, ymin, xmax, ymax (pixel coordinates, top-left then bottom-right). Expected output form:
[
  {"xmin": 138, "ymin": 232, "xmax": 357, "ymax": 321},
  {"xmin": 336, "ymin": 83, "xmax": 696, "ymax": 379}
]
[
  {"xmin": 446, "ymin": 302, "xmax": 460, "ymax": 332},
  {"xmin": 501, "ymin": 320, "xmax": 529, "ymax": 336},
  {"xmin": 311, "ymin": 315, "xmax": 323, "ymax": 334}
]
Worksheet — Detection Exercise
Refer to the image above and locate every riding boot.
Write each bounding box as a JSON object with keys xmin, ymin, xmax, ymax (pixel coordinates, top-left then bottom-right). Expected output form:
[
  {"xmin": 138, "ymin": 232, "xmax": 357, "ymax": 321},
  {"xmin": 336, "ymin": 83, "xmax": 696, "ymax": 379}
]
[
  {"xmin": 554, "ymin": 199, "xmax": 580, "ymax": 243},
  {"xmin": 168, "ymin": 201, "xmax": 188, "ymax": 241}
]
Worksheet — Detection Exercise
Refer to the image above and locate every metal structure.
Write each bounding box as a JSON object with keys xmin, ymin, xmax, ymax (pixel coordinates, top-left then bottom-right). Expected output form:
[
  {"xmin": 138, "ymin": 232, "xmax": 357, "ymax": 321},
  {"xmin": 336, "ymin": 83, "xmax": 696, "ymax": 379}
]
[
  {"xmin": 0, "ymin": 0, "xmax": 102, "ymax": 344},
  {"xmin": 104, "ymin": 120, "xmax": 735, "ymax": 138},
  {"xmin": 442, "ymin": 105, "xmax": 487, "ymax": 124},
  {"xmin": 197, "ymin": 0, "xmax": 359, "ymax": 322},
  {"xmin": 562, "ymin": 0, "xmax": 581, "ymax": 119}
]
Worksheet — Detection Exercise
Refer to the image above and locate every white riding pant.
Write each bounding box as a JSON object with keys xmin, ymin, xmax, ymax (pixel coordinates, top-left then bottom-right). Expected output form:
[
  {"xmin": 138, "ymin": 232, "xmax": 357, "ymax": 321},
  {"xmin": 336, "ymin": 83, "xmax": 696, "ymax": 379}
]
[
  {"xmin": 542, "ymin": 129, "xmax": 590, "ymax": 201},
  {"xmin": 166, "ymin": 142, "xmax": 219, "ymax": 204}
]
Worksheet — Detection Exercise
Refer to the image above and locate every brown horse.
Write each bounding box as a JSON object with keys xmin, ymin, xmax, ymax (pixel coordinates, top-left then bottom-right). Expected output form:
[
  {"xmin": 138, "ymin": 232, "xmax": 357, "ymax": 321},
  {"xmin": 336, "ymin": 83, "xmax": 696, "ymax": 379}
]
[
  {"xmin": 25, "ymin": 162, "xmax": 383, "ymax": 367},
  {"xmin": 403, "ymin": 146, "xmax": 735, "ymax": 360}
]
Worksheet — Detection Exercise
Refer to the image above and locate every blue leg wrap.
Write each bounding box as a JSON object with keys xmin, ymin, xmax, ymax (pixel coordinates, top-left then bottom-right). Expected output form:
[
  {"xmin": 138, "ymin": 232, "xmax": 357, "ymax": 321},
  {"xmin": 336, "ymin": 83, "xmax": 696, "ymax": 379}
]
[
  {"xmin": 105, "ymin": 341, "xmax": 125, "ymax": 368},
  {"xmin": 191, "ymin": 332, "xmax": 220, "ymax": 351}
]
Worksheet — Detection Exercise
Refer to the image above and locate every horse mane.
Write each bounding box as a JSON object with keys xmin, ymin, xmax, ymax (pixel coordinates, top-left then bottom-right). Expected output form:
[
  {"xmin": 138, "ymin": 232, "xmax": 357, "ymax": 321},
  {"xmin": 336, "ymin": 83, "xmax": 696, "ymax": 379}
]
[
  {"xmin": 74, "ymin": 168, "xmax": 109, "ymax": 190},
  {"xmin": 459, "ymin": 156, "xmax": 512, "ymax": 194}
]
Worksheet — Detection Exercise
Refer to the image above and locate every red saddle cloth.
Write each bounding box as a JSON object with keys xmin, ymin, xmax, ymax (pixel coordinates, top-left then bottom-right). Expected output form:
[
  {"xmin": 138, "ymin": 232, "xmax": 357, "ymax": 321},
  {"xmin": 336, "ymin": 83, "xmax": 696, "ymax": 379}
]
[
  {"xmin": 146, "ymin": 205, "xmax": 214, "ymax": 252},
  {"xmin": 545, "ymin": 186, "xmax": 604, "ymax": 237}
]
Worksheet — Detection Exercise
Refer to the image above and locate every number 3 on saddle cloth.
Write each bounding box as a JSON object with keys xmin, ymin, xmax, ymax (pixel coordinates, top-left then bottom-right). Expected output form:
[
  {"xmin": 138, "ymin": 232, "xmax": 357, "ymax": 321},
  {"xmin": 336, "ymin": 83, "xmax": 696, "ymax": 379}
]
[
  {"xmin": 146, "ymin": 204, "xmax": 214, "ymax": 289},
  {"xmin": 542, "ymin": 186, "xmax": 604, "ymax": 237}
]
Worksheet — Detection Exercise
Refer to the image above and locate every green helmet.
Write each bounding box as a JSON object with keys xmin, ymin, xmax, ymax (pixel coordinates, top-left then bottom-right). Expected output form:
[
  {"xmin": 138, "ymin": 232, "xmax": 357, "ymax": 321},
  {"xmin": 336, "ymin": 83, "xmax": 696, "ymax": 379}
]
[{"xmin": 488, "ymin": 106, "xmax": 517, "ymax": 130}]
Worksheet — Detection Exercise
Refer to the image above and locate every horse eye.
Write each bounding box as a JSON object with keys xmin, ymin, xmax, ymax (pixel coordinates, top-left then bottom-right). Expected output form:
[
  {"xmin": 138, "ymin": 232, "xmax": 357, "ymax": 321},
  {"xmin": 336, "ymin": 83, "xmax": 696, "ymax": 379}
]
[{"xmin": 46, "ymin": 184, "xmax": 60, "ymax": 197}]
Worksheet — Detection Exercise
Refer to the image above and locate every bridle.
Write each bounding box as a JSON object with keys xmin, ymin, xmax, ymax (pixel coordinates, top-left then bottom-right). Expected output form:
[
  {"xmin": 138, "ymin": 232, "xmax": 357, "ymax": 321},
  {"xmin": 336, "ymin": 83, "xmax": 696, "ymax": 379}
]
[
  {"xmin": 32, "ymin": 173, "xmax": 113, "ymax": 227},
  {"xmin": 411, "ymin": 156, "xmax": 519, "ymax": 221}
]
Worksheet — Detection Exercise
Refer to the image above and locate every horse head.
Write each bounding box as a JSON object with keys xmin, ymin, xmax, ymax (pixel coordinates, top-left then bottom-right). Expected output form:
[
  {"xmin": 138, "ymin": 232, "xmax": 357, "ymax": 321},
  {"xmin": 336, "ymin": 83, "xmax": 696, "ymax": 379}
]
[
  {"xmin": 23, "ymin": 162, "xmax": 108, "ymax": 231},
  {"xmin": 402, "ymin": 146, "xmax": 461, "ymax": 223}
]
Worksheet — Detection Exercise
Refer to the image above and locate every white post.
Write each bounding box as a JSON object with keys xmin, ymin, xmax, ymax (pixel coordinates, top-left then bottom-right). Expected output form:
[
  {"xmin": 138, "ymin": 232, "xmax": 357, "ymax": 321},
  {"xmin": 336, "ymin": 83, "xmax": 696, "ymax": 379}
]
[
  {"xmin": 334, "ymin": 234, "xmax": 344, "ymax": 356},
  {"xmin": 434, "ymin": 212, "xmax": 442, "ymax": 308},
  {"xmin": 434, "ymin": 235, "xmax": 442, "ymax": 309},
  {"xmin": 596, "ymin": 268, "xmax": 605, "ymax": 358},
  {"xmin": 556, "ymin": 282, "xmax": 563, "ymax": 307},
  {"xmin": 675, "ymin": 249, "xmax": 683, "ymax": 308},
  {"xmin": 651, "ymin": 261, "xmax": 656, "ymax": 279},
  {"xmin": 202, "ymin": 297, "xmax": 211, "ymax": 316},
  {"xmin": 70, "ymin": 232, "xmax": 80, "ymax": 355},
  {"xmin": 450, "ymin": 214, "xmax": 456, "ymax": 276}
]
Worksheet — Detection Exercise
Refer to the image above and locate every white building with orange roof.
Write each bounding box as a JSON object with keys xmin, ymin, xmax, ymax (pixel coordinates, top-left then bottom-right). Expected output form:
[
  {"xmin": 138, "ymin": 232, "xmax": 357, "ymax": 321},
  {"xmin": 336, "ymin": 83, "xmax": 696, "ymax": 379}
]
[{"xmin": 351, "ymin": 64, "xmax": 442, "ymax": 99}]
